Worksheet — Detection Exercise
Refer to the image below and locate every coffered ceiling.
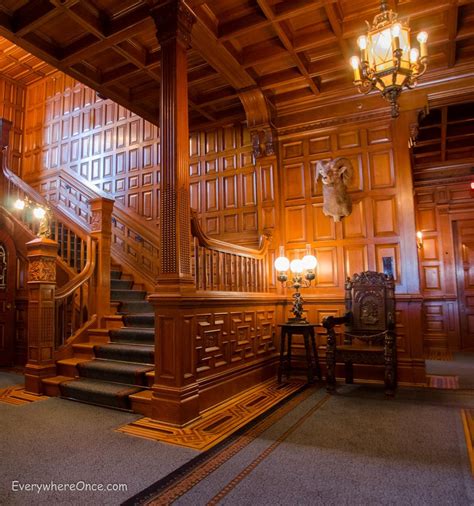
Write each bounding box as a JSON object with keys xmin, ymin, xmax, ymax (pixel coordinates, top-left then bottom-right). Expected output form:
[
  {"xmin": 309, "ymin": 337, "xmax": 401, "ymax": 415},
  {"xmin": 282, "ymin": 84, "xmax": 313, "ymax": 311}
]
[{"xmin": 0, "ymin": 0, "xmax": 473, "ymax": 129}]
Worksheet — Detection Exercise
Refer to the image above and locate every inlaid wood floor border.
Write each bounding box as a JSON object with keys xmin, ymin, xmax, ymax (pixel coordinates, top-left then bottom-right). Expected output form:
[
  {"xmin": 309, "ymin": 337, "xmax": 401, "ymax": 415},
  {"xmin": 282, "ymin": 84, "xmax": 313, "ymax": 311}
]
[
  {"xmin": 461, "ymin": 408, "xmax": 474, "ymax": 475},
  {"xmin": 122, "ymin": 383, "xmax": 318, "ymax": 506},
  {"xmin": 118, "ymin": 379, "xmax": 306, "ymax": 451},
  {"xmin": 424, "ymin": 351, "xmax": 454, "ymax": 361},
  {"xmin": 0, "ymin": 385, "xmax": 48, "ymax": 405},
  {"xmin": 427, "ymin": 374, "xmax": 460, "ymax": 389}
]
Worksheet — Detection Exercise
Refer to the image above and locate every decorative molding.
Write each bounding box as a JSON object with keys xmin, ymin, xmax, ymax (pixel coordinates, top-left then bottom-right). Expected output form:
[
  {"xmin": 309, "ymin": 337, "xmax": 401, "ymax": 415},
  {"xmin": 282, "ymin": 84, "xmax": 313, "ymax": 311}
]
[
  {"xmin": 151, "ymin": 0, "xmax": 196, "ymax": 47},
  {"xmin": 277, "ymin": 109, "xmax": 392, "ymax": 138}
]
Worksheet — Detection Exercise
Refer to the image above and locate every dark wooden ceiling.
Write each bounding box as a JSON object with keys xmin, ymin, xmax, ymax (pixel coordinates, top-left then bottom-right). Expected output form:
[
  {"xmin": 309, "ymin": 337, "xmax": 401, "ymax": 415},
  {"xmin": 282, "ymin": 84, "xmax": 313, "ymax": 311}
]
[{"xmin": 0, "ymin": 0, "xmax": 473, "ymax": 130}]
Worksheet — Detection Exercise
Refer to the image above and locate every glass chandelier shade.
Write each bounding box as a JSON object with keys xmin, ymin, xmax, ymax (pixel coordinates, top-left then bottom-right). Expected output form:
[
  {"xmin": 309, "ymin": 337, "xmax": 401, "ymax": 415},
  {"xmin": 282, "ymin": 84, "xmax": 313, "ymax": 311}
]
[{"xmin": 350, "ymin": 0, "xmax": 428, "ymax": 118}]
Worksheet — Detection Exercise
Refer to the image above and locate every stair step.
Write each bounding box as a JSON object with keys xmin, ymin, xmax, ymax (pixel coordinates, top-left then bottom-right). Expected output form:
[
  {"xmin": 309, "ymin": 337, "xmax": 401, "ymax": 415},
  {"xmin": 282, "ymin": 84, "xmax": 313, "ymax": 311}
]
[
  {"xmin": 111, "ymin": 270, "xmax": 122, "ymax": 280},
  {"xmin": 42, "ymin": 376, "xmax": 75, "ymax": 397},
  {"xmin": 77, "ymin": 359, "xmax": 153, "ymax": 386},
  {"xmin": 57, "ymin": 357, "xmax": 91, "ymax": 377},
  {"xmin": 94, "ymin": 343, "xmax": 154, "ymax": 364},
  {"xmin": 111, "ymin": 289, "xmax": 147, "ymax": 301},
  {"xmin": 123, "ymin": 313, "xmax": 155, "ymax": 328},
  {"xmin": 111, "ymin": 279, "xmax": 134, "ymax": 290},
  {"xmin": 129, "ymin": 389, "xmax": 152, "ymax": 417},
  {"xmin": 60, "ymin": 378, "xmax": 144, "ymax": 411},
  {"xmin": 118, "ymin": 301, "xmax": 153, "ymax": 314},
  {"xmin": 86, "ymin": 328, "xmax": 111, "ymax": 343},
  {"xmin": 109, "ymin": 327, "xmax": 155, "ymax": 344}
]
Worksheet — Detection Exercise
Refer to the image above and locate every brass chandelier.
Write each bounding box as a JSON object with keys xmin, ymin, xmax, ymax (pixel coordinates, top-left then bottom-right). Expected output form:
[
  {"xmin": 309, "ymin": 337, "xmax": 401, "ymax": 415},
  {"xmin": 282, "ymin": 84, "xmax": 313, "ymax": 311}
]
[{"xmin": 350, "ymin": 0, "xmax": 428, "ymax": 118}]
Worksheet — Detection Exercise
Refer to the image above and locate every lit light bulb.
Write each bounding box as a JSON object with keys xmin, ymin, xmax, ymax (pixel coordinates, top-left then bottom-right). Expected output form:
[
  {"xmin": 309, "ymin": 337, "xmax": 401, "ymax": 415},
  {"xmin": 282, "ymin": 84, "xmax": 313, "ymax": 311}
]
[
  {"xmin": 357, "ymin": 36, "xmax": 367, "ymax": 50},
  {"xmin": 350, "ymin": 55, "xmax": 360, "ymax": 69},
  {"xmin": 417, "ymin": 31, "xmax": 428, "ymax": 44},
  {"xmin": 274, "ymin": 256, "xmax": 290, "ymax": 272},
  {"xmin": 14, "ymin": 199, "xmax": 25, "ymax": 210},
  {"xmin": 33, "ymin": 207, "xmax": 46, "ymax": 219},
  {"xmin": 410, "ymin": 47, "xmax": 419, "ymax": 64},
  {"xmin": 290, "ymin": 259, "xmax": 303, "ymax": 274},
  {"xmin": 416, "ymin": 231, "xmax": 423, "ymax": 241},
  {"xmin": 301, "ymin": 255, "xmax": 317, "ymax": 271},
  {"xmin": 391, "ymin": 23, "xmax": 401, "ymax": 38}
]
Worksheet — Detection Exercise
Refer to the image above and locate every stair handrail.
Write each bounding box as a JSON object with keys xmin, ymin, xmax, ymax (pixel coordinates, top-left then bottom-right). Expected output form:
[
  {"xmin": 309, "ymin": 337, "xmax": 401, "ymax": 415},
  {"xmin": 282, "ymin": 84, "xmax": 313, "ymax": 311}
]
[
  {"xmin": 58, "ymin": 169, "xmax": 160, "ymax": 252},
  {"xmin": 190, "ymin": 210, "xmax": 271, "ymax": 258},
  {"xmin": 3, "ymin": 164, "xmax": 91, "ymax": 241}
]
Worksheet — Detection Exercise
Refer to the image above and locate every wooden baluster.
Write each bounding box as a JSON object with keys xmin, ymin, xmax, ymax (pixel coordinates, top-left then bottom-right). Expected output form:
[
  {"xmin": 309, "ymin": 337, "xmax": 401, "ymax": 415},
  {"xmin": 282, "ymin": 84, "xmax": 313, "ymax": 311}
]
[{"xmin": 66, "ymin": 229, "xmax": 71, "ymax": 267}]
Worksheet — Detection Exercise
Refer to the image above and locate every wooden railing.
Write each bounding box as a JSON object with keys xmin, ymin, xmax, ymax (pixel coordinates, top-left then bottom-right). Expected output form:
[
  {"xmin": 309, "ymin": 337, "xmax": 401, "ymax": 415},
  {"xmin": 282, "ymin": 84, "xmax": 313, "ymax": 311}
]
[
  {"xmin": 54, "ymin": 237, "xmax": 97, "ymax": 348},
  {"xmin": 2, "ymin": 163, "xmax": 98, "ymax": 347},
  {"xmin": 20, "ymin": 168, "xmax": 272, "ymax": 294},
  {"xmin": 191, "ymin": 211, "xmax": 270, "ymax": 292}
]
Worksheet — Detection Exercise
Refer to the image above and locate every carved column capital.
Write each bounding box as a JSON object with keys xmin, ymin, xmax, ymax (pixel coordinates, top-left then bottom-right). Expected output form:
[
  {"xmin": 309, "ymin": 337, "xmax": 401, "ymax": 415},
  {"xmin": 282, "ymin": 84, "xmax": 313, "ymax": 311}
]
[
  {"xmin": 251, "ymin": 127, "xmax": 277, "ymax": 160},
  {"xmin": 150, "ymin": 0, "xmax": 196, "ymax": 48}
]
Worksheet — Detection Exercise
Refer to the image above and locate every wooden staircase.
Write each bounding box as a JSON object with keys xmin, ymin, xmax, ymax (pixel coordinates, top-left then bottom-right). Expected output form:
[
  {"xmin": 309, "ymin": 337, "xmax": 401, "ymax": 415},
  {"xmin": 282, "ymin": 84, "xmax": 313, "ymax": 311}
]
[{"xmin": 43, "ymin": 263, "xmax": 155, "ymax": 416}]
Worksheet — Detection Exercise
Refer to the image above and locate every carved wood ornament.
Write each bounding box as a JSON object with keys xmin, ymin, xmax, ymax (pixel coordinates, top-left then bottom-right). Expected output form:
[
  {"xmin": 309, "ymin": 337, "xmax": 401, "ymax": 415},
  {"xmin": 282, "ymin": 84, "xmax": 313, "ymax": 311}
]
[{"xmin": 28, "ymin": 258, "xmax": 56, "ymax": 282}]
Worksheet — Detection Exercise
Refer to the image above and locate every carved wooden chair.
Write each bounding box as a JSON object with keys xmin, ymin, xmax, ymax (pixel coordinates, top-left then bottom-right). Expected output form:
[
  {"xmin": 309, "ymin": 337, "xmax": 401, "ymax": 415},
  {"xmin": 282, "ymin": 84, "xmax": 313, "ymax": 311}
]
[{"xmin": 323, "ymin": 271, "xmax": 397, "ymax": 396}]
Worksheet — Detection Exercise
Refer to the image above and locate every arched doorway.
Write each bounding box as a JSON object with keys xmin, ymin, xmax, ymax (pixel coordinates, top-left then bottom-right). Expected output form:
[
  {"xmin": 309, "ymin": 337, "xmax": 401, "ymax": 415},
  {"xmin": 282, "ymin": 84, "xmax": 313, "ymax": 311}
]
[{"xmin": 0, "ymin": 229, "xmax": 16, "ymax": 366}]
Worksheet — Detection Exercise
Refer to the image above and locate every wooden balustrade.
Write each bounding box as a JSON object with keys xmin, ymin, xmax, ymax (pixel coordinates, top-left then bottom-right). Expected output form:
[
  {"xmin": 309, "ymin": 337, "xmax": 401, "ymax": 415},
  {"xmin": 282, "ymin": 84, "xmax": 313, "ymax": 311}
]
[
  {"xmin": 54, "ymin": 237, "xmax": 97, "ymax": 348},
  {"xmin": 1, "ymin": 158, "xmax": 104, "ymax": 353},
  {"xmin": 191, "ymin": 211, "xmax": 271, "ymax": 293}
]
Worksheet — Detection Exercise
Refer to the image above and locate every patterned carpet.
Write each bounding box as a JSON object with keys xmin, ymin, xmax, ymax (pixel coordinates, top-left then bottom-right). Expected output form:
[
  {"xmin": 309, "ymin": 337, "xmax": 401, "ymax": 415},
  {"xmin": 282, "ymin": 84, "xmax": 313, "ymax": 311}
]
[{"xmin": 123, "ymin": 385, "xmax": 474, "ymax": 505}]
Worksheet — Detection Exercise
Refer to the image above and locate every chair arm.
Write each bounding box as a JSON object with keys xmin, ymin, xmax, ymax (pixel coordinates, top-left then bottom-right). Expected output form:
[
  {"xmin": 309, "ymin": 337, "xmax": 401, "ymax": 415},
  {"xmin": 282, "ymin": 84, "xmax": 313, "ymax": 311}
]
[{"xmin": 322, "ymin": 313, "xmax": 351, "ymax": 330}]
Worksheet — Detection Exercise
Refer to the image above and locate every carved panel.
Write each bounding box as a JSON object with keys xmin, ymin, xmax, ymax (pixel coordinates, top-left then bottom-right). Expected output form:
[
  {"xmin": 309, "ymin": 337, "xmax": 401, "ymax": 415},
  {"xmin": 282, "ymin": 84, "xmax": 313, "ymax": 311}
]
[
  {"xmin": 312, "ymin": 204, "xmax": 336, "ymax": 241},
  {"xmin": 423, "ymin": 266, "xmax": 441, "ymax": 290},
  {"xmin": 315, "ymin": 247, "xmax": 338, "ymax": 287},
  {"xmin": 337, "ymin": 130, "xmax": 360, "ymax": 149},
  {"xmin": 368, "ymin": 150, "xmax": 395, "ymax": 189},
  {"xmin": 28, "ymin": 258, "xmax": 56, "ymax": 282},
  {"xmin": 418, "ymin": 208, "xmax": 437, "ymax": 232},
  {"xmin": 342, "ymin": 200, "xmax": 366, "ymax": 239},
  {"xmin": 344, "ymin": 245, "xmax": 368, "ymax": 278},
  {"xmin": 373, "ymin": 197, "xmax": 398, "ymax": 236},
  {"xmin": 284, "ymin": 163, "xmax": 305, "ymax": 201},
  {"xmin": 285, "ymin": 206, "xmax": 306, "ymax": 243}
]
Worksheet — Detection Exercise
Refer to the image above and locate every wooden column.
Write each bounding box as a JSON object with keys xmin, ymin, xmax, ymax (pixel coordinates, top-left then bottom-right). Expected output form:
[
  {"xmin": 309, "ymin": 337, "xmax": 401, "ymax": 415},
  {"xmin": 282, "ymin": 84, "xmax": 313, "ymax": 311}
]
[
  {"xmin": 24, "ymin": 237, "xmax": 58, "ymax": 394},
  {"xmin": 152, "ymin": 0, "xmax": 195, "ymax": 294},
  {"xmin": 89, "ymin": 196, "xmax": 114, "ymax": 323},
  {"xmin": 149, "ymin": 0, "xmax": 200, "ymax": 425}
]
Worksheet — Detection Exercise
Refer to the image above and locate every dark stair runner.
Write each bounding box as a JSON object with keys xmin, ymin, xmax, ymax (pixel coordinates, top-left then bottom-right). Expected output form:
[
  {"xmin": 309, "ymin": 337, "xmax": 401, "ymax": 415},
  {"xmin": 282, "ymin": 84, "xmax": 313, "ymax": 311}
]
[{"xmin": 60, "ymin": 268, "xmax": 155, "ymax": 411}]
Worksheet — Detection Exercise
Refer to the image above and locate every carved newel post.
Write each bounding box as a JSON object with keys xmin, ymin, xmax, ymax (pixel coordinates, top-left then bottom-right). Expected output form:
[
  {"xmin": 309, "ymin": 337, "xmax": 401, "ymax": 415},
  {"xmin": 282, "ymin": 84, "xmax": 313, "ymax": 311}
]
[
  {"xmin": 89, "ymin": 196, "xmax": 114, "ymax": 323},
  {"xmin": 148, "ymin": 0, "xmax": 199, "ymax": 425},
  {"xmin": 24, "ymin": 237, "xmax": 58, "ymax": 394}
]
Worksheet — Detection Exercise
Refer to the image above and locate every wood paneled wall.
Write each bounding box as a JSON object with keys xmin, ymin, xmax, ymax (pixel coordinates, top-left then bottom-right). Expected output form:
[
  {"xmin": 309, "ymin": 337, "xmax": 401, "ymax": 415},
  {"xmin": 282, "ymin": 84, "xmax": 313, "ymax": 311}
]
[
  {"xmin": 416, "ymin": 181, "xmax": 474, "ymax": 352},
  {"xmin": 22, "ymin": 72, "xmax": 270, "ymax": 246},
  {"xmin": 278, "ymin": 121, "xmax": 416, "ymax": 296},
  {"xmin": 0, "ymin": 78, "xmax": 25, "ymax": 175}
]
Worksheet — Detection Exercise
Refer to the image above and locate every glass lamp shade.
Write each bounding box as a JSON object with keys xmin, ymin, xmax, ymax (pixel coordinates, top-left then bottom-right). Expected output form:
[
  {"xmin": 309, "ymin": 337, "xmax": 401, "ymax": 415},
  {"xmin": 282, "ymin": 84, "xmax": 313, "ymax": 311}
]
[
  {"xmin": 33, "ymin": 207, "xmax": 46, "ymax": 219},
  {"xmin": 301, "ymin": 254, "xmax": 317, "ymax": 270},
  {"xmin": 274, "ymin": 256, "xmax": 290, "ymax": 272},
  {"xmin": 14, "ymin": 199, "xmax": 25, "ymax": 210},
  {"xmin": 290, "ymin": 259, "xmax": 303, "ymax": 274}
]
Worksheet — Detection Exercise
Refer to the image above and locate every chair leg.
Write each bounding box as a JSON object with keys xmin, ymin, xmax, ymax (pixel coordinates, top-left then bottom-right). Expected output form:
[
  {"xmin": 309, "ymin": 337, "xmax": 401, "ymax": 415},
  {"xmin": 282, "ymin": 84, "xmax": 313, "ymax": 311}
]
[
  {"xmin": 344, "ymin": 362, "xmax": 353, "ymax": 384},
  {"xmin": 384, "ymin": 359, "xmax": 396, "ymax": 396},
  {"xmin": 326, "ymin": 348, "xmax": 336, "ymax": 392}
]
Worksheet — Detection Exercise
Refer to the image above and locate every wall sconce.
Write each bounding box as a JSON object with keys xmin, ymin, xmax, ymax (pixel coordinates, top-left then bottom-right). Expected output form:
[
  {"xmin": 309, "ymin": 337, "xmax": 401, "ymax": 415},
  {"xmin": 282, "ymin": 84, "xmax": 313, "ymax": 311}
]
[
  {"xmin": 14, "ymin": 197, "xmax": 52, "ymax": 238},
  {"xmin": 274, "ymin": 244, "xmax": 318, "ymax": 323},
  {"xmin": 416, "ymin": 231, "xmax": 423, "ymax": 250}
]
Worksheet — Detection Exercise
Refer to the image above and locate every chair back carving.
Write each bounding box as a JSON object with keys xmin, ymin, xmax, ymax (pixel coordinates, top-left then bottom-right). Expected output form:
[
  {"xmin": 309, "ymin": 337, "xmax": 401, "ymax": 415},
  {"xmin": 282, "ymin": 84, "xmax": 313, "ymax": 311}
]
[{"xmin": 345, "ymin": 271, "xmax": 395, "ymax": 337}]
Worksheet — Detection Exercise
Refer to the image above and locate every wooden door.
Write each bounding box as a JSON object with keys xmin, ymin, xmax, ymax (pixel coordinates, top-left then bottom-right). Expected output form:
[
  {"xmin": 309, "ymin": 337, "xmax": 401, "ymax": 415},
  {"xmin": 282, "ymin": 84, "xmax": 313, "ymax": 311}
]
[
  {"xmin": 0, "ymin": 230, "xmax": 16, "ymax": 366},
  {"xmin": 455, "ymin": 220, "xmax": 474, "ymax": 351}
]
